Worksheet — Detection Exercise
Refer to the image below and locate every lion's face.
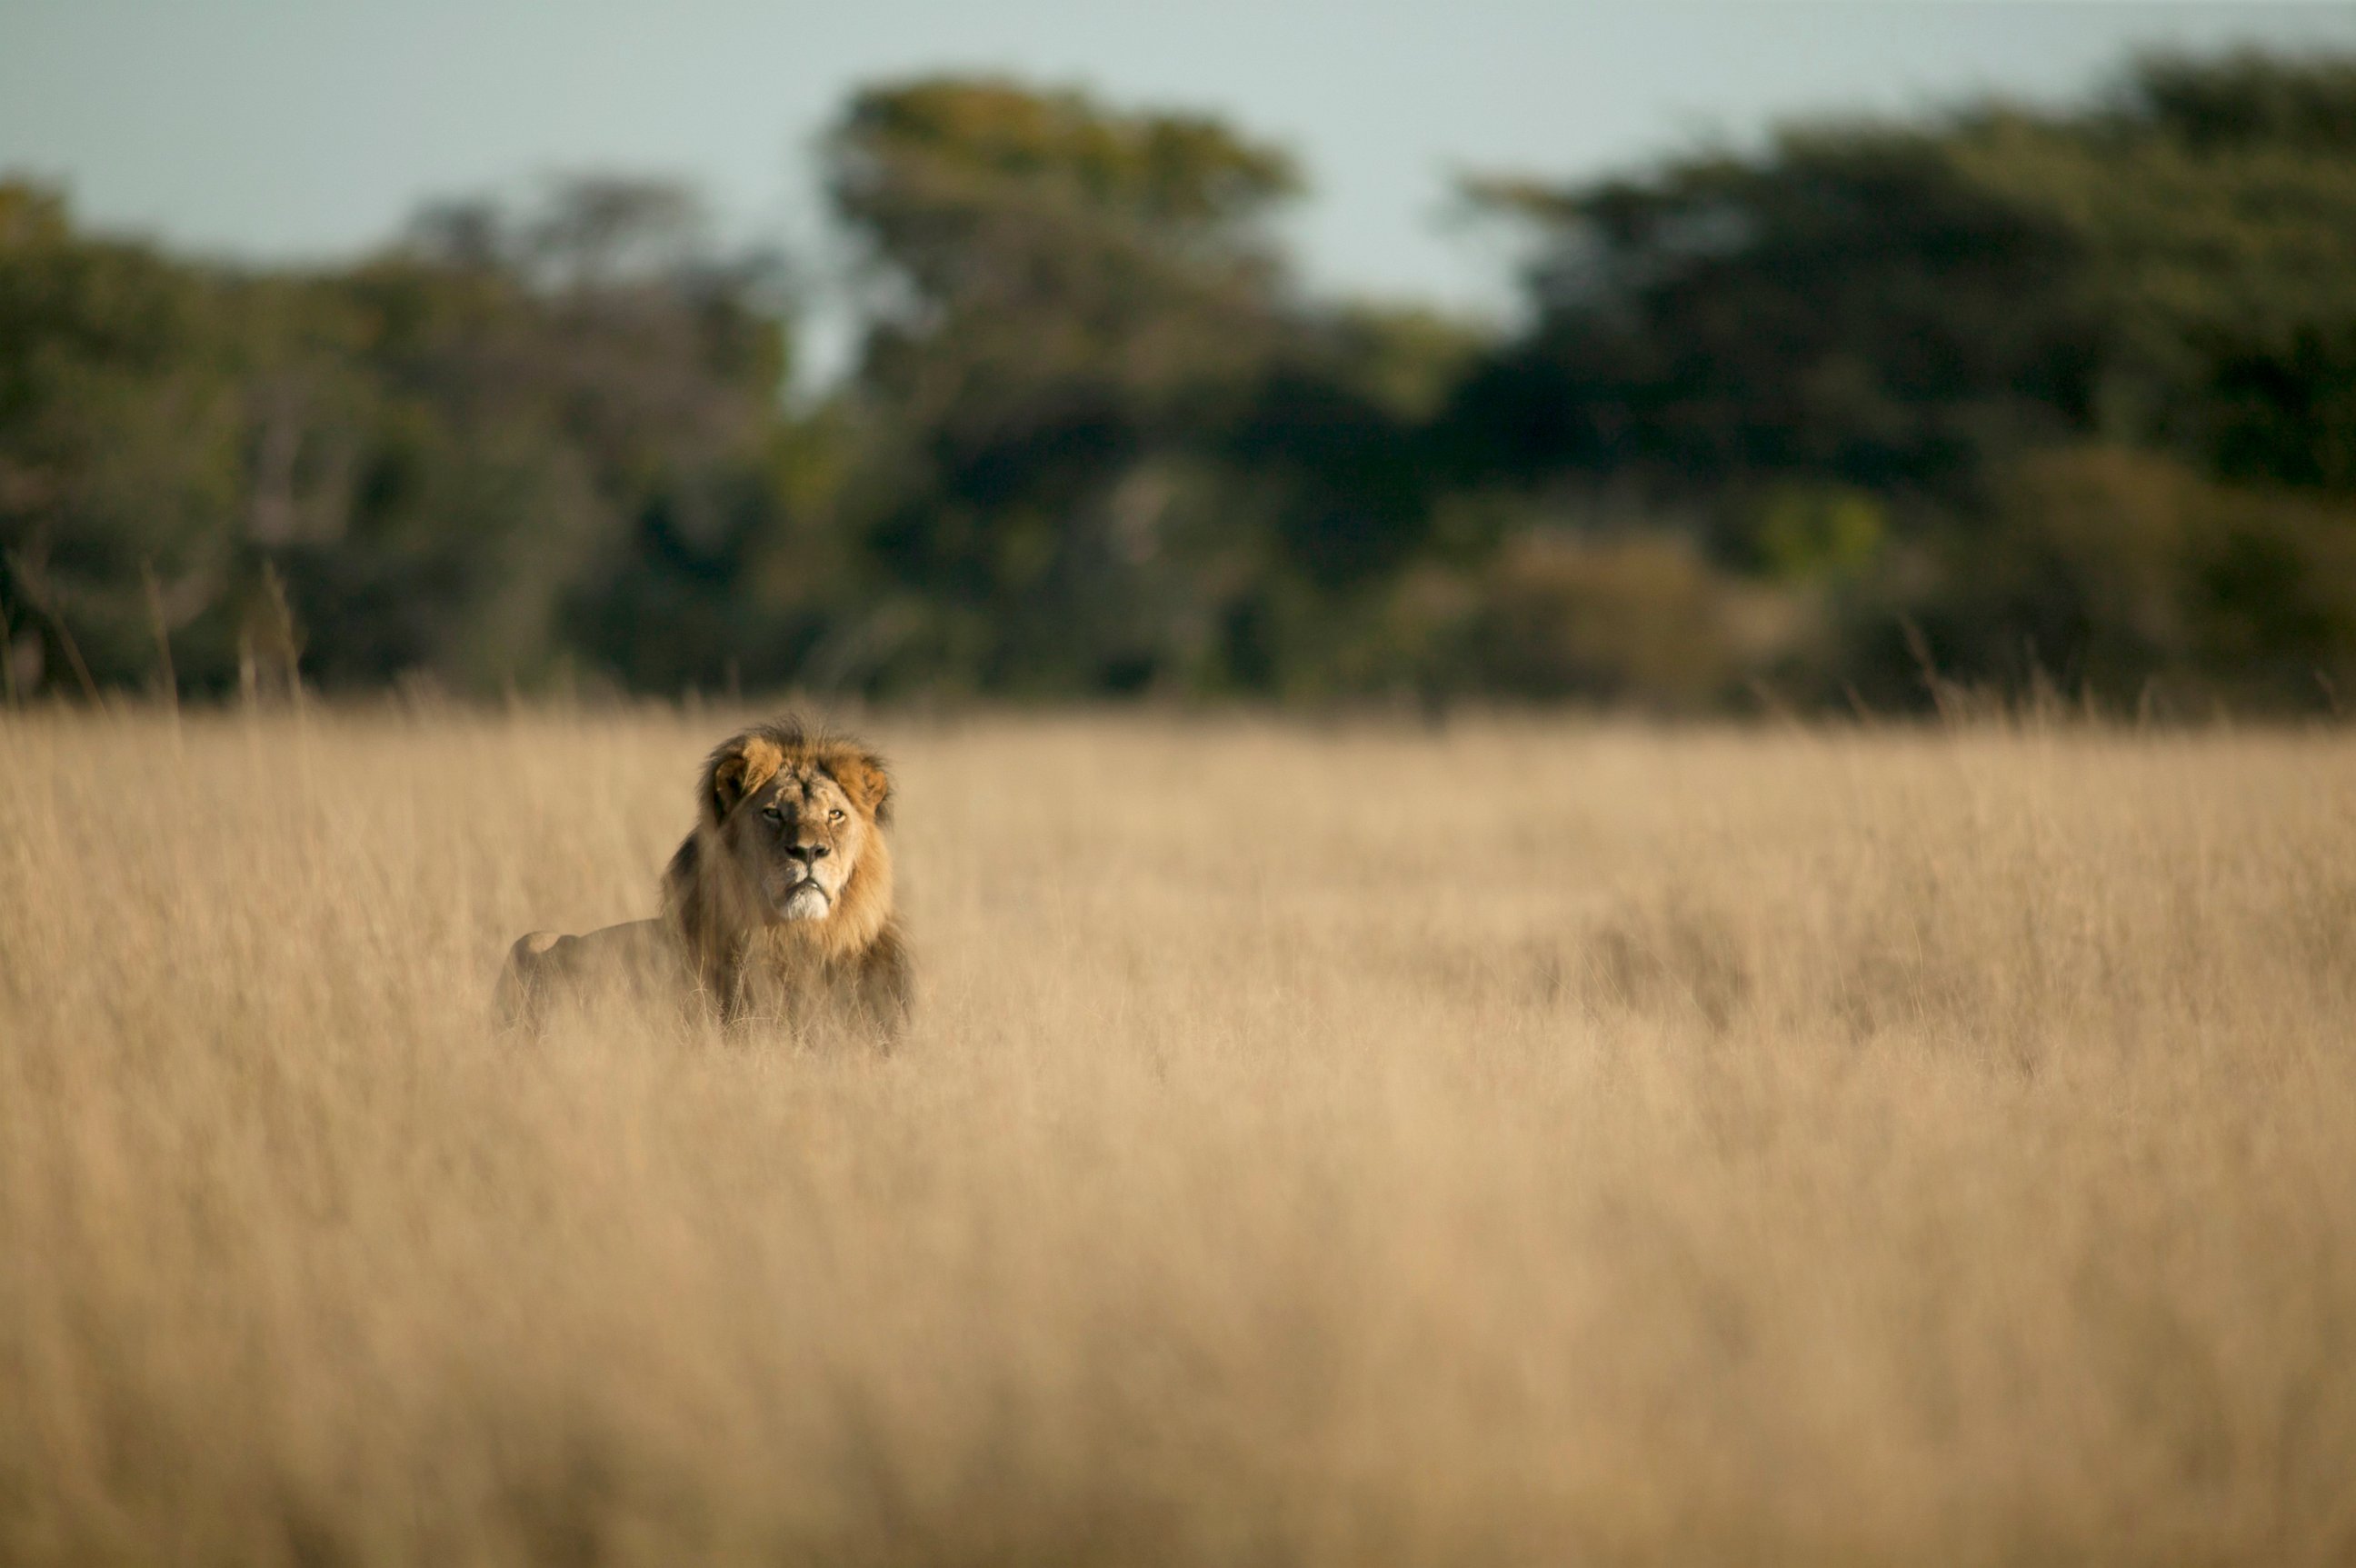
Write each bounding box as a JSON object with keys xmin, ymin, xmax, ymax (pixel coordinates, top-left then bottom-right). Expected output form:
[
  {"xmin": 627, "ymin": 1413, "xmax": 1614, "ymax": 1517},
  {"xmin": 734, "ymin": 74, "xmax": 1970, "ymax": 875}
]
[
  {"xmin": 704, "ymin": 732, "xmax": 892, "ymax": 930},
  {"xmin": 732, "ymin": 765, "xmax": 873, "ymax": 922}
]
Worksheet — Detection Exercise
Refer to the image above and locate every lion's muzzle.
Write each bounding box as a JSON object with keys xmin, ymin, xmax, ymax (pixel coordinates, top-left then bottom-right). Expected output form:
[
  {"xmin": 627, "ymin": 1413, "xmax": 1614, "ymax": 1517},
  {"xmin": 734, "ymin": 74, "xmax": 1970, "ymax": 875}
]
[{"xmin": 774, "ymin": 844, "xmax": 840, "ymax": 921}]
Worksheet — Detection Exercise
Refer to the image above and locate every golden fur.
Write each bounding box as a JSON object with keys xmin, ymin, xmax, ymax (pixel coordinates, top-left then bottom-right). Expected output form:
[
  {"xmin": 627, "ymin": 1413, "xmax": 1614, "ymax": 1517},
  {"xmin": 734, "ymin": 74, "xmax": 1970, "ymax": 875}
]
[{"xmin": 495, "ymin": 719, "xmax": 912, "ymax": 1041}]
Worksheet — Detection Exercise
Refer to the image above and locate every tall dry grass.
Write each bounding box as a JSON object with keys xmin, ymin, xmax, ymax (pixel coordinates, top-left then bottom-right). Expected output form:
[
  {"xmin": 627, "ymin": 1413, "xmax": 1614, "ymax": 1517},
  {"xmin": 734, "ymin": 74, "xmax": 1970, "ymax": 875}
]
[{"xmin": 4, "ymin": 707, "xmax": 2355, "ymax": 1565}]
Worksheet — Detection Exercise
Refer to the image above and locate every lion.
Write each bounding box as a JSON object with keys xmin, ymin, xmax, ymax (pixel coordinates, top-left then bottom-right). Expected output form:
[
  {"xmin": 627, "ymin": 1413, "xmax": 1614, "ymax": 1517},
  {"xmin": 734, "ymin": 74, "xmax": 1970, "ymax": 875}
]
[{"xmin": 494, "ymin": 719, "xmax": 912, "ymax": 1043}]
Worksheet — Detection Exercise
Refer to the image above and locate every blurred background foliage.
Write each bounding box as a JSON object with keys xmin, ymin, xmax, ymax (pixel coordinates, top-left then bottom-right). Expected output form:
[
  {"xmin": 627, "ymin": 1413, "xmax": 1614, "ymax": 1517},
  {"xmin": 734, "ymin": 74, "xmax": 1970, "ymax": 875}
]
[{"xmin": 5, "ymin": 51, "xmax": 2356, "ymax": 711}]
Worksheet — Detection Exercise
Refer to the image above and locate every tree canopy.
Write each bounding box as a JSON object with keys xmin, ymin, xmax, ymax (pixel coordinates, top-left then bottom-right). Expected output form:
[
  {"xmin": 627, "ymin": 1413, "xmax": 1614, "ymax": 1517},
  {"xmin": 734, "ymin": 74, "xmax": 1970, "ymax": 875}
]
[{"xmin": 6, "ymin": 55, "xmax": 2356, "ymax": 711}]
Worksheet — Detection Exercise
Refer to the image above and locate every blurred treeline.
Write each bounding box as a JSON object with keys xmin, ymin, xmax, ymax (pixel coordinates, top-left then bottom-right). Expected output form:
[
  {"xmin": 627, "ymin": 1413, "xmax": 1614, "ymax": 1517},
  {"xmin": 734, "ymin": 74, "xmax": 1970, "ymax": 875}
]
[{"xmin": 6, "ymin": 51, "xmax": 2356, "ymax": 710}]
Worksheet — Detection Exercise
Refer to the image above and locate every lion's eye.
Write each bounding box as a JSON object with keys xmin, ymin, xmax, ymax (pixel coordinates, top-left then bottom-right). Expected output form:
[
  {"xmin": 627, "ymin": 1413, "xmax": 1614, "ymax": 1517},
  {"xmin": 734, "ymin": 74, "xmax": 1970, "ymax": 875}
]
[
  {"xmin": 761, "ymin": 804, "xmax": 784, "ymax": 823},
  {"xmin": 828, "ymin": 807, "xmax": 845, "ymax": 823}
]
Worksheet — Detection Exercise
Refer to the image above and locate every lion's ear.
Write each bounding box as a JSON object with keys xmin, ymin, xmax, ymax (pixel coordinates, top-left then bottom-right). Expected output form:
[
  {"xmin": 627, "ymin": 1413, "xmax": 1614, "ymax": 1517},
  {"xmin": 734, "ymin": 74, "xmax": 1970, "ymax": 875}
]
[
  {"xmin": 833, "ymin": 750, "xmax": 893, "ymax": 824},
  {"xmin": 705, "ymin": 735, "xmax": 784, "ymax": 822}
]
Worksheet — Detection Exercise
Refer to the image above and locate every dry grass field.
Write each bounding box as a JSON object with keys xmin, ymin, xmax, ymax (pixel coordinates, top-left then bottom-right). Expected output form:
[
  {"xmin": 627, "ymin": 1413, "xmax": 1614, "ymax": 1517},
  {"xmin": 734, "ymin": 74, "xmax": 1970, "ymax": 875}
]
[{"xmin": 5, "ymin": 707, "xmax": 2356, "ymax": 1566}]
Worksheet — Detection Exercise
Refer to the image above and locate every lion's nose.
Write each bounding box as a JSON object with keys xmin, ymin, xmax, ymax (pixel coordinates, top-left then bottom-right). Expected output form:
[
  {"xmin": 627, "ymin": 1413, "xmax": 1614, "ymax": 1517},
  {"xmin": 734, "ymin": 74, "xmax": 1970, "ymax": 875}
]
[{"xmin": 786, "ymin": 843, "xmax": 829, "ymax": 864}]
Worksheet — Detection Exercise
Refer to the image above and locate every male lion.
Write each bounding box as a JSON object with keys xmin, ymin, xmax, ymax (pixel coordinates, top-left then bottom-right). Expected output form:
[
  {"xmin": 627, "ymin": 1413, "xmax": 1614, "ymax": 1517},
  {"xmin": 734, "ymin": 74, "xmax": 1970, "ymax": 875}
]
[{"xmin": 494, "ymin": 719, "xmax": 912, "ymax": 1042}]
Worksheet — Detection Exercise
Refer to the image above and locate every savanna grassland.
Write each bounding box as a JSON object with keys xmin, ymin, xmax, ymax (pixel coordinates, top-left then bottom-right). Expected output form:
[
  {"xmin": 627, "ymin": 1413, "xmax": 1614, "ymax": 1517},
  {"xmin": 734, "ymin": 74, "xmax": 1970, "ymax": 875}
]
[{"xmin": 4, "ymin": 708, "xmax": 2355, "ymax": 1566}]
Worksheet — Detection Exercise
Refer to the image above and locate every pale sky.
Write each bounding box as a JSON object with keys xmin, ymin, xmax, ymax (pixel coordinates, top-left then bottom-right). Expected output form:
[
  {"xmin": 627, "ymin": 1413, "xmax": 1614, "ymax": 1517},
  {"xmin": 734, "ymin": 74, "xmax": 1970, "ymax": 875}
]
[{"xmin": 5, "ymin": 1, "xmax": 2353, "ymax": 377}]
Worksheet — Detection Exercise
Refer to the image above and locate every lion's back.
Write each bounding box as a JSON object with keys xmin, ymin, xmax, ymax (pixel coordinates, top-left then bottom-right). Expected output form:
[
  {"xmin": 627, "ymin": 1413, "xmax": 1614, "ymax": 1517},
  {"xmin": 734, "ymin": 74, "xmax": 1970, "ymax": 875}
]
[{"xmin": 492, "ymin": 919, "xmax": 683, "ymax": 1029}]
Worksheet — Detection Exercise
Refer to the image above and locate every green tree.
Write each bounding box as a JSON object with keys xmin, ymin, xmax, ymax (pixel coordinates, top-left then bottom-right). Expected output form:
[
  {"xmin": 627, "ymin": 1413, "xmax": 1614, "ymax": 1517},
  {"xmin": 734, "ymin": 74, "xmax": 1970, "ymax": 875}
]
[
  {"xmin": 1453, "ymin": 51, "xmax": 2356, "ymax": 708},
  {"xmin": 0, "ymin": 181, "xmax": 250, "ymax": 695},
  {"xmin": 0, "ymin": 176, "xmax": 812, "ymax": 698},
  {"xmin": 824, "ymin": 76, "xmax": 1309, "ymax": 693}
]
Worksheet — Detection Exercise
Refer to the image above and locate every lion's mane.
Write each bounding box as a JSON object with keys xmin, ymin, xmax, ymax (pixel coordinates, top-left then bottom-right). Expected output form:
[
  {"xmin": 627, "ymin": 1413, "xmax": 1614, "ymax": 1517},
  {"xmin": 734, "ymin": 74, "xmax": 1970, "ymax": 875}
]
[{"xmin": 661, "ymin": 718, "xmax": 912, "ymax": 1035}]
